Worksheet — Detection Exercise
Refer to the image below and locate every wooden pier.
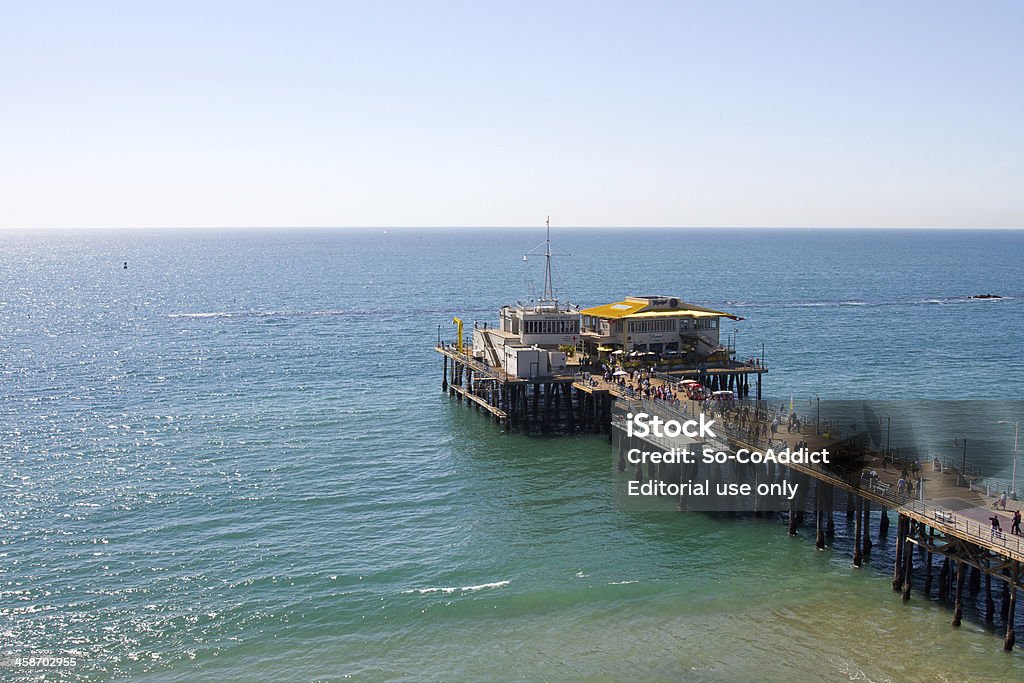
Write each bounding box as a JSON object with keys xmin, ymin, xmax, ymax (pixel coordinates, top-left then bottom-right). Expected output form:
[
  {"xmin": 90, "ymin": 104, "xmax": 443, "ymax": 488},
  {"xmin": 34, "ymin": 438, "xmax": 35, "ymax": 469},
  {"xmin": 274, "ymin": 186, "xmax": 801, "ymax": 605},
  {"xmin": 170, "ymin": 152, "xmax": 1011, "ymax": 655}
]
[
  {"xmin": 436, "ymin": 335, "xmax": 1022, "ymax": 651},
  {"xmin": 437, "ymin": 343, "xmax": 613, "ymax": 432},
  {"xmin": 624, "ymin": 396, "xmax": 1024, "ymax": 651}
]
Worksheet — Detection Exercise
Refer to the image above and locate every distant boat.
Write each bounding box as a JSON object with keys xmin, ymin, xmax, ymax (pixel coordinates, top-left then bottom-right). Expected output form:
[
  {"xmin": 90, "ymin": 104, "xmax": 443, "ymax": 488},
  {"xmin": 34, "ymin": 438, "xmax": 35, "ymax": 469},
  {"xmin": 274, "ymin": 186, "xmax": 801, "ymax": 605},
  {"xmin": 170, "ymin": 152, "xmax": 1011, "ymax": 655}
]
[{"xmin": 968, "ymin": 293, "xmax": 1001, "ymax": 299}]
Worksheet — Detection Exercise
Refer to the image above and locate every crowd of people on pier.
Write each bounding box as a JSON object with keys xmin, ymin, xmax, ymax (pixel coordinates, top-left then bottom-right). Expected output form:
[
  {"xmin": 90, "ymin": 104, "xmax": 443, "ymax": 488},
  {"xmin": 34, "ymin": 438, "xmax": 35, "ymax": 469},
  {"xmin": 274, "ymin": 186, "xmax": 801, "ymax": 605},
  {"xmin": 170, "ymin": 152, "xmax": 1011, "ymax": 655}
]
[{"xmin": 600, "ymin": 366, "xmax": 683, "ymax": 405}]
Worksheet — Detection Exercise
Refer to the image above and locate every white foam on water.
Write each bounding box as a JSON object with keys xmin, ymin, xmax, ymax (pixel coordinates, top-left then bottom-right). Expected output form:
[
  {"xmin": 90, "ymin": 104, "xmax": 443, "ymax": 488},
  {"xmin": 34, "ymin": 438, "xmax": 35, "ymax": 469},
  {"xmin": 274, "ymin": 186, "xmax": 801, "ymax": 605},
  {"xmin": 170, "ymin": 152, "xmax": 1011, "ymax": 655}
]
[{"xmin": 403, "ymin": 580, "xmax": 510, "ymax": 595}]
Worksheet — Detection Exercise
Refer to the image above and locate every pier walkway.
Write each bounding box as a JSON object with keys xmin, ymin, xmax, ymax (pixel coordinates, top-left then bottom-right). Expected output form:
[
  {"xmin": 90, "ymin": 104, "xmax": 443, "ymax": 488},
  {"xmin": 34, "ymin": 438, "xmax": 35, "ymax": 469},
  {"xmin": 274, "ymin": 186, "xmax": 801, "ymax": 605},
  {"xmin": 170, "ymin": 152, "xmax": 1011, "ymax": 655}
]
[{"xmin": 614, "ymin": 386, "xmax": 1024, "ymax": 563}]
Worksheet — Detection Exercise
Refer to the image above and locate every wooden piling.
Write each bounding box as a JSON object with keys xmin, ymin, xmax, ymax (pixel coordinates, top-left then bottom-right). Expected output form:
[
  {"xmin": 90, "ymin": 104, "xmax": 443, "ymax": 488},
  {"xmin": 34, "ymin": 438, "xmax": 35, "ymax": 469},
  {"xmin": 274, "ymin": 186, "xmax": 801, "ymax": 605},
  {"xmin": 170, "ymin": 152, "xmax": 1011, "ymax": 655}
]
[
  {"xmin": 826, "ymin": 485, "xmax": 835, "ymax": 537},
  {"xmin": 1001, "ymin": 580, "xmax": 1011, "ymax": 623},
  {"xmin": 1006, "ymin": 563, "xmax": 1019, "ymax": 651},
  {"xmin": 788, "ymin": 496, "xmax": 798, "ymax": 536},
  {"xmin": 985, "ymin": 560, "xmax": 995, "ymax": 624},
  {"xmin": 853, "ymin": 495, "xmax": 863, "ymax": 568},
  {"xmin": 892, "ymin": 514, "xmax": 906, "ymax": 590},
  {"xmin": 901, "ymin": 533, "xmax": 913, "ymax": 601},
  {"xmin": 1006, "ymin": 588, "xmax": 1017, "ymax": 651},
  {"xmin": 815, "ymin": 483, "xmax": 825, "ymax": 550},
  {"xmin": 862, "ymin": 499, "xmax": 872, "ymax": 557},
  {"xmin": 952, "ymin": 560, "xmax": 965, "ymax": 627},
  {"xmin": 924, "ymin": 548, "xmax": 933, "ymax": 596}
]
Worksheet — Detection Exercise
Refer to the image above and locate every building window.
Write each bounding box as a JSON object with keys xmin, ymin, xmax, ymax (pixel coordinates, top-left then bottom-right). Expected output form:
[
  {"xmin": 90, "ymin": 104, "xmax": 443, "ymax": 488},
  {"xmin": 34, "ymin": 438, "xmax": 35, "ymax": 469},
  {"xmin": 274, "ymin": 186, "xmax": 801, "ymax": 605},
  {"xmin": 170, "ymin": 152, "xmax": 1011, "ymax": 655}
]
[{"xmin": 627, "ymin": 319, "xmax": 676, "ymax": 333}]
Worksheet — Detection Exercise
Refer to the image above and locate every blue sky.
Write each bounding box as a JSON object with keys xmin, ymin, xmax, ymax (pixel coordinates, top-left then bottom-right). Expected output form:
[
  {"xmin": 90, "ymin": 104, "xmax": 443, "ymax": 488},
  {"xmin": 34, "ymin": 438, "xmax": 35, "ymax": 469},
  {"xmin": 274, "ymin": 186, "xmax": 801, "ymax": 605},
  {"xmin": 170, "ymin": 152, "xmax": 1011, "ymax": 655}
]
[{"xmin": 3, "ymin": 1, "xmax": 1022, "ymax": 228}]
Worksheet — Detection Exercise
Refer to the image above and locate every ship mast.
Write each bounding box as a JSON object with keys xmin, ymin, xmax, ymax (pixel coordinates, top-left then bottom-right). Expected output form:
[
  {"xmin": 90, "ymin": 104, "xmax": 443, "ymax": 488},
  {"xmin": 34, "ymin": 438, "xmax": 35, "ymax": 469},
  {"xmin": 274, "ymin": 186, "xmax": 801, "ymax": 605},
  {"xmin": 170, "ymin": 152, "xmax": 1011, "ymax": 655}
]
[
  {"xmin": 525, "ymin": 216, "xmax": 562, "ymax": 307},
  {"xmin": 542, "ymin": 216, "xmax": 554, "ymax": 303}
]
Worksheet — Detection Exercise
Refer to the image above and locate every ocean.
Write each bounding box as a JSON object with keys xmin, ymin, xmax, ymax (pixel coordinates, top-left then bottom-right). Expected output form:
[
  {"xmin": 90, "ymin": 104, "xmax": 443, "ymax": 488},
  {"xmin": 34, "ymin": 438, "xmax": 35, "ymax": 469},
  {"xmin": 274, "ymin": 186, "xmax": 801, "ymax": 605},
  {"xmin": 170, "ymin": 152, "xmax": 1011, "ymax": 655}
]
[{"xmin": 1, "ymin": 228, "xmax": 1023, "ymax": 681}]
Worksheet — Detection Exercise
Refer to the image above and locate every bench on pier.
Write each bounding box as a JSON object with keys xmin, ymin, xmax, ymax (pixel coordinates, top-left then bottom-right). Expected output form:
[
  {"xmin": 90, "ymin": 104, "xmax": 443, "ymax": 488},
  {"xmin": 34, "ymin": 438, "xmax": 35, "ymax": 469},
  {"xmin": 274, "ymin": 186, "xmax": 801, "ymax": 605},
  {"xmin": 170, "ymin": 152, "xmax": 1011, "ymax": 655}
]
[
  {"xmin": 868, "ymin": 480, "xmax": 891, "ymax": 495},
  {"xmin": 933, "ymin": 510, "xmax": 956, "ymax": 525}
]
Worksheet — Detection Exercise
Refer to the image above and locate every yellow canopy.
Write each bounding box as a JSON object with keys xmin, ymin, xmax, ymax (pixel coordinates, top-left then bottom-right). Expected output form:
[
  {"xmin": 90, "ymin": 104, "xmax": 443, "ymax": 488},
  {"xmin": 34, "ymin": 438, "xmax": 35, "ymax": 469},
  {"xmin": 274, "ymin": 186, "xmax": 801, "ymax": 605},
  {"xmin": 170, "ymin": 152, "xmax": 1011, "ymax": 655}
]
[
  {"xmin": 579, "ymin": 300, "xmax": 647, "ymax": 319},
  {"xmin": 580, "ymin": 298, "xmax": 741, "ymax": 321}
]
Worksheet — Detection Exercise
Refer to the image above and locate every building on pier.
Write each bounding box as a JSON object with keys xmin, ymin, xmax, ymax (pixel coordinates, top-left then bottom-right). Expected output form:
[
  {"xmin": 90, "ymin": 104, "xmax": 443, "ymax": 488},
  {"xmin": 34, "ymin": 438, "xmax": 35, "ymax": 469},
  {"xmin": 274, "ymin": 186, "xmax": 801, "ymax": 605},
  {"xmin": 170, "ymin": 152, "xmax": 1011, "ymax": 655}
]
[
  {"xmin": 579, "ymin": 295, "xmax": 741, "ymax": 361},
  {"xmin": 470, "ymin": 219, "xmax": 580, "ymax": 379},
  {"xmin": 471, "ymin": 302, "xmax": 579, "ymax": 379}
]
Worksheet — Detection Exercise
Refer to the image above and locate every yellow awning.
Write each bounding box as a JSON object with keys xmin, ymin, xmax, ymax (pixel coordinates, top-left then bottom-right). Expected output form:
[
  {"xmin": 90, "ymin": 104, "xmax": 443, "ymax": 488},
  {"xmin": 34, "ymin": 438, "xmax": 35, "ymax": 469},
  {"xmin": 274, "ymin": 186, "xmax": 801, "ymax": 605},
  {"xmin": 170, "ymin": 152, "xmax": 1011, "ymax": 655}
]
[
  {"xmin": 579, "ymin": 300, "xmax": 648, "ymax": 319},
  {"xmin": 580, "ymin": 298, "xmax": 741, "ymax": 321},
  {"xmin": 596, "ymin": 345, "xmax": 614, "ymax": 352},
  {"xmin": 628, "ymin": 309, "xmax": 723, "ymax": 319}
]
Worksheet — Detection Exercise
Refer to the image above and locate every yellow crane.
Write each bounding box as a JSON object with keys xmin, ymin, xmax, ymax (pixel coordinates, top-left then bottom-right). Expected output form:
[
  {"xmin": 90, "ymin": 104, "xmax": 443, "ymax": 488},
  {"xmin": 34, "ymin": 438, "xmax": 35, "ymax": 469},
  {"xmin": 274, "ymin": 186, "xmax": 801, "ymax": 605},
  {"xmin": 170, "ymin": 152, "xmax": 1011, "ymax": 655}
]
[{"xmin": 452, "ymin": 317, "xmax": 464, "ymax": 355}]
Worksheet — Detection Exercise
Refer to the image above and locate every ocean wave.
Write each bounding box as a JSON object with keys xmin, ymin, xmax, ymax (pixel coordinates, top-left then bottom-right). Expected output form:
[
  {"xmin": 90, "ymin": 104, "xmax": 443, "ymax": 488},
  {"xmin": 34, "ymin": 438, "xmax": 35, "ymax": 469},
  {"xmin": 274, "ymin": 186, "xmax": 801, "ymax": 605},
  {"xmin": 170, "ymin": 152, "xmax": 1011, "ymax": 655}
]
[
  {"xmin": 718, "ymin": 295, "xmax": 1014, "ymax": 310},
  {"xmin": 166, "ymin": 306, "xmax": 494, "ymax": 320},
  {"xmin": 167, "ymin": 310, "xmax": 346, "ymax": 319},
  {"xmin": 402, "ymin": 580, "xmax": 510, "ymax": 595}
]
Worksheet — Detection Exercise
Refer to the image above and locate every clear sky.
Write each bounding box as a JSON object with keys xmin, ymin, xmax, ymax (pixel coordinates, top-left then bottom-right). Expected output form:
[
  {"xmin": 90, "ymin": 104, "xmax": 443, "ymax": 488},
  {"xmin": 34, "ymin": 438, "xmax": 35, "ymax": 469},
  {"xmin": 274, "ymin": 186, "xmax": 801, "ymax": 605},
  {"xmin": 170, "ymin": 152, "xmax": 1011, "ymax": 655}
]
[{"xmin": 3, "ymin": 1, "xmax": 1023, "ymax": 229}]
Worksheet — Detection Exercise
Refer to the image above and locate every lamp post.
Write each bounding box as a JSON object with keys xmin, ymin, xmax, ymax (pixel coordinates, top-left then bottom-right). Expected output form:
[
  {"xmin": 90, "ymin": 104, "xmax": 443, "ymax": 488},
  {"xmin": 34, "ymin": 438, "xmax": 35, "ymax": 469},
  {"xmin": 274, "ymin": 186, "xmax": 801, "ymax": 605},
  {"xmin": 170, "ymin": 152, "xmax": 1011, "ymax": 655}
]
[
  {"xmin": 954, "ymin": 434, "xmax": 968, "ymax": 486},
  {"xmin": 759, "ymin": 341, "xmax": 765, "ymax": 368},
  {"xmin": 879, "ymin": 413, "xmax": 892, "ymax": 458},
  {"xmin": 810, "ymin": 394, "xmax": 820, "ymax": 435},
  {"xmin": 997, "ymin": 420, "xmax": 1019, "ymax": 500}
]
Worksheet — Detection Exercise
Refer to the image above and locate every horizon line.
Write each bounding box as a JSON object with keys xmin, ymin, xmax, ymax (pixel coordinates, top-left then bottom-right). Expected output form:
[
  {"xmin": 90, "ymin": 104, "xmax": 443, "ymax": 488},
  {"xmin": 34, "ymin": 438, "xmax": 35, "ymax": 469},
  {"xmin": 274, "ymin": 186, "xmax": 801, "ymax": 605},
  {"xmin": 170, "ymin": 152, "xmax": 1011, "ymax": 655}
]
[{"xmin": 3, "ymin": 225, "xmax": 1024, "ymax": 232}]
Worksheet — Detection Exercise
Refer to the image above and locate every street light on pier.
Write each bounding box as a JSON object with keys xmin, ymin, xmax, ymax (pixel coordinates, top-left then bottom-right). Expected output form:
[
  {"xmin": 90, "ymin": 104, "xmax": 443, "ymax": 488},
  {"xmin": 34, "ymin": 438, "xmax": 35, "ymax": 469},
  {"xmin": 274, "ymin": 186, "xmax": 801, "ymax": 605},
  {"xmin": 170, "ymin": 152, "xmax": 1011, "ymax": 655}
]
[
  {"xmin": 810, "ymin": 394, "xmax": 820, "ymax": 435},
  {"xmin": 954, "ymin": 433, "xmax": 968, "ymax": 486},
  {"xmin": 996, "ymin": 420, "xmax": 1020, "ymax": 500},
  {"xmin": 879, "ymin": 413, "xmax": 892, "ymax": 460}
]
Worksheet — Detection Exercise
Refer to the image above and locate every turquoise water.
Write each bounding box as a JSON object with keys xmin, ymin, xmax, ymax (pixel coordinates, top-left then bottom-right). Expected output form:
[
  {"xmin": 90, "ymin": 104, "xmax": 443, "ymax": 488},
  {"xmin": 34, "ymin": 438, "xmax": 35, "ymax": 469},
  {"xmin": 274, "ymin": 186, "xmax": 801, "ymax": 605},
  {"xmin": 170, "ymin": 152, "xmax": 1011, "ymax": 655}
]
[{"xmin": 2, "ymin": 228, "xmax": 1023, "ymax": 681}]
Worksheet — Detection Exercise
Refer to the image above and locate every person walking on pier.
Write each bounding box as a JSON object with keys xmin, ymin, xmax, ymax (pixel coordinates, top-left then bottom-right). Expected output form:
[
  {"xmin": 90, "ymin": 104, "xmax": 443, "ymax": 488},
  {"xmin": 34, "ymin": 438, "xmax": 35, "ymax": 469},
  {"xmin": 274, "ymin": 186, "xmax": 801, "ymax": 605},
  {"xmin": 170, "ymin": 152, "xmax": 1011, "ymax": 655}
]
[
  {"xmin": 990, "ymin": 515, "xmax": 1003, "ymax": 539},
  {"xmin": 1012, "ymin": 510, "xmax": 1022, "ymax": 536}
]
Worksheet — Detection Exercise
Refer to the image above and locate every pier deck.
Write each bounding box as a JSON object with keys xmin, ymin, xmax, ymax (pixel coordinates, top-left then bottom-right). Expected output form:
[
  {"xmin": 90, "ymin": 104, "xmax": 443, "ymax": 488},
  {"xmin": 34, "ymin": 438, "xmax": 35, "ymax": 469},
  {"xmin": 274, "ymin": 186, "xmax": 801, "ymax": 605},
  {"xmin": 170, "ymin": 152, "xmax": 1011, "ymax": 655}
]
[
  {"xmin": 619, "ymin": 386, "xmax": 1024, "ymax": 563},
  {"xmin": 438, "ymin": 337, "xmax": 1022, "ymax": 649}
]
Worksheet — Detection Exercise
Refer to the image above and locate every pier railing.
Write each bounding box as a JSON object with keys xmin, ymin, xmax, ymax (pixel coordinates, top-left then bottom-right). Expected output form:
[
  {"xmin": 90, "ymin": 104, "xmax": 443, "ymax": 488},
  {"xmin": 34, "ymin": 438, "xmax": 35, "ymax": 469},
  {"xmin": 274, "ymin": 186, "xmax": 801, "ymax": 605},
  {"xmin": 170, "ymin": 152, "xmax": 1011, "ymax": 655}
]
[{"xmin": 617, "ymin": 396, "xmax": 1024, "ymax": 560}]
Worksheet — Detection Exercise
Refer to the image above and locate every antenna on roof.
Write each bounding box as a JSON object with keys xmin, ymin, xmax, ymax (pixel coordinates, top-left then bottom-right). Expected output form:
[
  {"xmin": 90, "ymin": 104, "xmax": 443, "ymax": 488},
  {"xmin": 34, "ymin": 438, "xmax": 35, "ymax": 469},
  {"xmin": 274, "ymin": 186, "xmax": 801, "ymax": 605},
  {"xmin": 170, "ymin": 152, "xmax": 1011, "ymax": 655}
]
[{"xmin": 524, "ymin": 216, "xmax": 568, "ymax": 305}]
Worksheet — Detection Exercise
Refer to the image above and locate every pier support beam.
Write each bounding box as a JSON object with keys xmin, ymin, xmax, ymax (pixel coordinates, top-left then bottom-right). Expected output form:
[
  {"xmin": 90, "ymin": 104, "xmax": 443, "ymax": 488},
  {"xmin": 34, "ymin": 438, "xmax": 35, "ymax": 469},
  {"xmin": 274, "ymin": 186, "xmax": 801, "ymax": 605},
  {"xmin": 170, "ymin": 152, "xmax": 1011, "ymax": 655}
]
[
  {"xmin": 852, "ymin": 496, "xmax": 863, "ymax": 568},
  {"xmin": 826, "ymin": 486, "xmax": 835, "ymax": 537},
  {"xmin": 952, "ymin": 560, "xmax": 965, "ymax": 627},
  {"xmin": 901, "ymin": 532, "xmax": 913, "ymax": 601},
  {"xmin": 924, "ymin": 549, "xmax": 933, "ymax": 596},
  {"xmin": 861, "ymin": 499, "xmax": 872, "ymax": 557},
  {"xmin": 892, "ymin": 514, "xmax": 906, "ymax": 590},
  {"xmin": 879, "ymin": 509, "xmax": 889, "ymax": 536},
  {"xmin": 1006, "ymin": 588, "xmax": 1017, "ymax": 651},
  {"xmin": 1007, "ymin": 563, "xmax": 1019, "ymax": 651},
  {"xmin": 985, "ymin": 562, "xmax": 995, "ymax": 624},
  {"xmin": 815, "ymin": 484, "xmax": 825, "ymax": 550}
]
